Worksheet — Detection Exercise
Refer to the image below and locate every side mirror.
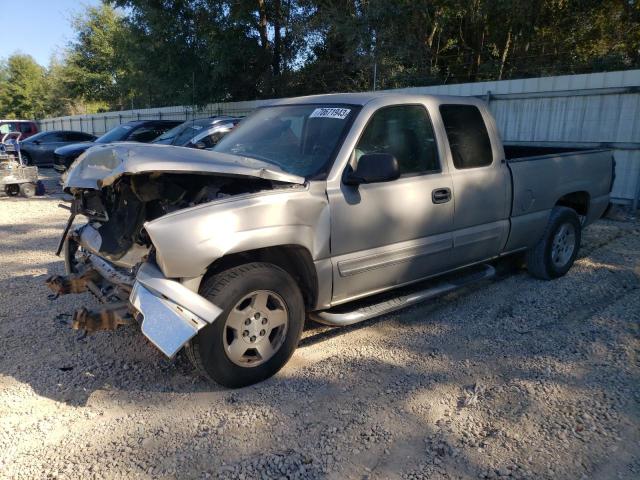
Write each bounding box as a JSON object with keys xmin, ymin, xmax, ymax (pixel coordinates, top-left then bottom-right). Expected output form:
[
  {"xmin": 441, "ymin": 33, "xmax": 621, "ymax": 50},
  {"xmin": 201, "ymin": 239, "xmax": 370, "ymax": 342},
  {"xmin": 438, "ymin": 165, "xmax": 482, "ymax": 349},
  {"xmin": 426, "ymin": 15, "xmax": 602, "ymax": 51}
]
[
  {"xmin": 344, "ymin": 153, "xmax": 400, "ymax": 186},
  {"xmin": 193, "ymin": 141, "xmax": 206, "ymax": 149},
  {"xmin": 33, "ymin": 139, "xmax": 41, "ymax": 145}
]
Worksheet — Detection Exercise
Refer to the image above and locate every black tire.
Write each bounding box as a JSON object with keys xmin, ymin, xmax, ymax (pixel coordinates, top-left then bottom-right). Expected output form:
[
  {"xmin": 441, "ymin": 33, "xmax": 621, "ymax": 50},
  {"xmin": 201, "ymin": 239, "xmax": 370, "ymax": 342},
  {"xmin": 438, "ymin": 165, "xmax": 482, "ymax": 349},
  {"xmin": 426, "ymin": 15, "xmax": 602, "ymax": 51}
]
[
  {"xmin": 186, "ymin": 262, "xmax": 305, "ymax": 388},
  {"xmin": 21, "ymin": 152, "xmax": 31, "ymax": 165},
  {"xmin": 20, "ymin": 182, "xmax": 36, "ymax": 198},
  {"xmin": 526, "ymin": 206, "xmax": 581, "ymax": 280},
  {"xmin": 4, "ymin": 184, "xmax": 19, "ymax": 196}
]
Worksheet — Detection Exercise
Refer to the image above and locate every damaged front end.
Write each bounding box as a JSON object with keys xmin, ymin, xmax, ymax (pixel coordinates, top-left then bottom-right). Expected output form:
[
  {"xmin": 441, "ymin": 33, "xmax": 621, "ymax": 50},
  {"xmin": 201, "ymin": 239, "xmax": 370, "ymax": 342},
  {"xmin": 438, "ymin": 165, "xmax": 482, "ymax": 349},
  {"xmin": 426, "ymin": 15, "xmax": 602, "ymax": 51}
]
[{"xmin": 47, "ymin": 143, "xmax": 304, "ymax": 356}]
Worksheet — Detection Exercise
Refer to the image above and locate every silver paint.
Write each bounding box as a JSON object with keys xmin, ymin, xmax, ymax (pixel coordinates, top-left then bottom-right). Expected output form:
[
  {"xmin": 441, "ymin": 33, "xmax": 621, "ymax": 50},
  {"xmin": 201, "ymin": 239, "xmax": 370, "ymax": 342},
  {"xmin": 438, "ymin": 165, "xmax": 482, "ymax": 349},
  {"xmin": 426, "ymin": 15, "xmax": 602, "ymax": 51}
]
[
  {"xmin": 131, "ymin": 282, "xmax": 208, "ymax": 358},
  {"xmin": 63, "ymin": 92, "xmax": 612, "ymax": 357}
]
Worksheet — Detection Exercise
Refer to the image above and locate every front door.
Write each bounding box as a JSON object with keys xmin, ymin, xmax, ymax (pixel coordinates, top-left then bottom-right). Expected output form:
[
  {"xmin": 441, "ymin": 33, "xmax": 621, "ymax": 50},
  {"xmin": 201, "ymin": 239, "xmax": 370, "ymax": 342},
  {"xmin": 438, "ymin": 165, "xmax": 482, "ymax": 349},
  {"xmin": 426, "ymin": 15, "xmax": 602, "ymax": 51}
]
[
  {"xmin": 327, "ymin": 104, "xmax": 455, "ymax": 304},
  {"xmin": 32, "ymin": 132, "xmax": 68, "ymax": 164}
]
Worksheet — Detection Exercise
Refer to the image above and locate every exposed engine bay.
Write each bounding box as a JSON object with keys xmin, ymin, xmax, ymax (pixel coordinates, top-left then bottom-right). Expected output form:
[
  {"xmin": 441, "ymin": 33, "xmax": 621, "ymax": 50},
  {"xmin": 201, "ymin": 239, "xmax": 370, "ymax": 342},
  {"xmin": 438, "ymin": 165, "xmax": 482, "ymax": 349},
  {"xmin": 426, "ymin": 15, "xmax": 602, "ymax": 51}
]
[
  {"xmin": 73, "ymin": 172, "xmax": 278, "ymax": 260},
  {"xmin": 47, "ymin": 172, "xmax": 287, "ymax": 332}
]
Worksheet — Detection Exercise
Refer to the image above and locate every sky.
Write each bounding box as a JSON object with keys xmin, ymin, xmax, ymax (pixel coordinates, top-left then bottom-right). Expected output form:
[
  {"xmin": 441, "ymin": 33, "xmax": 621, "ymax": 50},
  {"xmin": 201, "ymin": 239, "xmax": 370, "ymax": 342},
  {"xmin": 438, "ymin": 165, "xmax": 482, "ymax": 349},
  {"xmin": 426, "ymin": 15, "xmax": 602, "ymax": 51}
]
[{"xmin": 0, "ymin": 0, "xmax": 102, "ymax": 67}]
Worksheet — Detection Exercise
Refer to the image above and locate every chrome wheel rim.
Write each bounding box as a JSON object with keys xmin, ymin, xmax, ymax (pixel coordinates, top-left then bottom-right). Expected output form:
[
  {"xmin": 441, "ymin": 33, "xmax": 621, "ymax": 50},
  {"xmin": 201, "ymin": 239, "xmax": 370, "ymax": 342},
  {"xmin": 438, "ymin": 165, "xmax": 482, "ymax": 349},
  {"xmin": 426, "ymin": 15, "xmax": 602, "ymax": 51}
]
[
  {"xmin": 551, "ymin": 223, "xmax": 576, "ymax": 268},
  {"xmin": 223, "ymin": 290, "xmax": 289, "ymax": 367}
]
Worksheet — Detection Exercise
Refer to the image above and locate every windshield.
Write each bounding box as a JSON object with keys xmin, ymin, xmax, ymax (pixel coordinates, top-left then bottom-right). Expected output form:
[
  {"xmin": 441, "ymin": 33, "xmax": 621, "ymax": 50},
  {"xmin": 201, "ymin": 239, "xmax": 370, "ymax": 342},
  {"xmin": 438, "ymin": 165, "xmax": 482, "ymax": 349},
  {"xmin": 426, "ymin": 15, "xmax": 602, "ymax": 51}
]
[
  {"xmin": 153, "ymin": 123, "xmax": 187, "ymax": 143},
  {"xmin": 213, "ymin": 105, "xmax": 357, "ymax": 177},
  {"xmin": 153, "ymin": 119, "xmax": 213, "ymax": 145},
  {"xmin": 173, "ymin": 123, "xmax": 206, "ymax": 145},
  {"xmin": 95, "ymin": 125, "xmax": 134, "ymax": 143}
]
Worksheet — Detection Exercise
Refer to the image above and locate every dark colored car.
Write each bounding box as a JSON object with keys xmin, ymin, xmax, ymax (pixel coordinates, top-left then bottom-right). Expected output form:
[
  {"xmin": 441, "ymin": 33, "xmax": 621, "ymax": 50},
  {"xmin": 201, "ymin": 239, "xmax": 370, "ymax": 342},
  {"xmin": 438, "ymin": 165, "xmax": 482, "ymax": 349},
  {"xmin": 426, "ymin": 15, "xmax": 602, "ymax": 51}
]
[
  {"xmin": 0, "ymin": 120, "xmax": 39, "ymax": 140},
  {"xmin": 53, "ymin": 120, "xmax": 182, "ymax": 172},
  {"xmin": 152, "ymin": 116, "xmax": 241, "ymax": 149},
  {"xmin": 20, "ymin": 130, "xmax": 96, "ymax": 166}
]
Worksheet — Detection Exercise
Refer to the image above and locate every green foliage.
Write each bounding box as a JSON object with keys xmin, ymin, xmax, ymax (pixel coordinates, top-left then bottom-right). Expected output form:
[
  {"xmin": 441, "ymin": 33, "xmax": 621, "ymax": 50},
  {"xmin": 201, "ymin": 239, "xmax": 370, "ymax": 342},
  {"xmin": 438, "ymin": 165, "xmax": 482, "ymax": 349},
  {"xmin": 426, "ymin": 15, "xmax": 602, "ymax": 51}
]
[
  {"xmin": 1, "ymin": 0, "xmax": 638, "ymax": 118},
  {"xmin": 62, "ymin": 4, "xmax": 131, "ymax": 110},
  {"xmin": 0, "ymin": 55, "xmax": 47, "ymax": 119}
]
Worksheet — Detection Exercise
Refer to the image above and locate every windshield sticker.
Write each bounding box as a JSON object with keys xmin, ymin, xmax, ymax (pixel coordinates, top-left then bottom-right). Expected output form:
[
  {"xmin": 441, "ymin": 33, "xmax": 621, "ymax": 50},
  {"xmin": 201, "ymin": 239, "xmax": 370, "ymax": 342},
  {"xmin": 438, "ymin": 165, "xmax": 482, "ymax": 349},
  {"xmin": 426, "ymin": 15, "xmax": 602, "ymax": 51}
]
[
  {"xmin": 121, "ymin": 125, "xmax": 133, "ymax": 130},
  {"xmin": 309, "ymin": 107, "xmax": 351, "ymax": 120},
  {"xmin": 190, "ymin": 125, "xmax": 203, "ymax": 130}
]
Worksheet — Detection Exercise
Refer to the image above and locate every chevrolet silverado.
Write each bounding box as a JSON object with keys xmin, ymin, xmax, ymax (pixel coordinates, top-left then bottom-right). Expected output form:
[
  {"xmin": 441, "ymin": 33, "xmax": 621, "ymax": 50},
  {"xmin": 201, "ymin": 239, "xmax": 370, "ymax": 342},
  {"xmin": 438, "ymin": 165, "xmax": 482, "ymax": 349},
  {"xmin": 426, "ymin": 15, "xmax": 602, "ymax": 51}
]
[{"xmin": 47, "ymin": 93, "xmax": 613, "ymax": 387}]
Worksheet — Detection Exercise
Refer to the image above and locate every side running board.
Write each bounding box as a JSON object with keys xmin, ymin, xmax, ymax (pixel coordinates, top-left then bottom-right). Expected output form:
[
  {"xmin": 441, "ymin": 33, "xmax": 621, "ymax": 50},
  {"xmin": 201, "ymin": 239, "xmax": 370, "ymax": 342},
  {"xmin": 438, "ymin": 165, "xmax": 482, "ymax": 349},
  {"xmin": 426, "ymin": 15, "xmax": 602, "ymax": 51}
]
[{"xmin": 309, "ymin": 264, "xmax": 496, "ymax": 327}]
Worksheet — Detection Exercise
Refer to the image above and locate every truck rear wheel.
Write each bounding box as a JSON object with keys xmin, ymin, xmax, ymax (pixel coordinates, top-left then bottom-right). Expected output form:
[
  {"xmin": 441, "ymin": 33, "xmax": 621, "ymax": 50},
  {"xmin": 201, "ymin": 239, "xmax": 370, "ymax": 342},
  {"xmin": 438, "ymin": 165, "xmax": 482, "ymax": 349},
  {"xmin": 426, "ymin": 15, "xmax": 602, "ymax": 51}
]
[
  {"xmin": 185, "ymin": 262, "xmax": 305, "ymax": 388},
  {"xmin": 526, "ymin": 206, "xmax": 581, "ymax": 280}
]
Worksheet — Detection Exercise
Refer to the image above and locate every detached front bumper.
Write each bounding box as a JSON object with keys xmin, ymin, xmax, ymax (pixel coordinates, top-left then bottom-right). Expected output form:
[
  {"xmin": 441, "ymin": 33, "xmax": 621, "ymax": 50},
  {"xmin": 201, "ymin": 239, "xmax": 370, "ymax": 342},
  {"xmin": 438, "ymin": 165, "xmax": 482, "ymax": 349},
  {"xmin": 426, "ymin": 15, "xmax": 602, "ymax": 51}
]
[{"xmin": 130, "ymin": 262, "xmax": 223, "ymax": 358}]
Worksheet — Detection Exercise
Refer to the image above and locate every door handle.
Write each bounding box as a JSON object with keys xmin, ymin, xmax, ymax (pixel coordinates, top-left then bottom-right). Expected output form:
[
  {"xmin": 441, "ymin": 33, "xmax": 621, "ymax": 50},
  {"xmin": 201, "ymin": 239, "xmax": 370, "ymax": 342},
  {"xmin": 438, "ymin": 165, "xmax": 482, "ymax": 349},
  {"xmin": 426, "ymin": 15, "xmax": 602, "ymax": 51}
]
[{"xmin": 432, "ymin": 187, "xmax": 451, "ymax": 204}]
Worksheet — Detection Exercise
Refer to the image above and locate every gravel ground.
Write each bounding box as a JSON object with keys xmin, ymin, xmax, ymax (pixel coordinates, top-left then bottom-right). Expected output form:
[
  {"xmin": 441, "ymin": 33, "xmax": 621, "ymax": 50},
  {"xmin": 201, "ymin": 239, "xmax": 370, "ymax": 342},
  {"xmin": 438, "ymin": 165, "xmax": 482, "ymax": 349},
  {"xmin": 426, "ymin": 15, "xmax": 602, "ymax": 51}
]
[{"xmin": 1, "ymin": 169, "xmax": 639, "ymax": 480}]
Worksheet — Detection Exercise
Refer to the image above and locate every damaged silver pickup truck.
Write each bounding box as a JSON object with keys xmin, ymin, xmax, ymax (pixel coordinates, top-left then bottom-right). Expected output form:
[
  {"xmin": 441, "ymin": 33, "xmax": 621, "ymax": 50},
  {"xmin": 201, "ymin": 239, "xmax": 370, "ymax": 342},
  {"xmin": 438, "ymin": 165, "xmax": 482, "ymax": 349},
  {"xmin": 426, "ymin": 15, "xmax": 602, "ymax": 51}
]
[{"xmin": 47, "ymin": 93, "xmax": 613, "ymax": 387}]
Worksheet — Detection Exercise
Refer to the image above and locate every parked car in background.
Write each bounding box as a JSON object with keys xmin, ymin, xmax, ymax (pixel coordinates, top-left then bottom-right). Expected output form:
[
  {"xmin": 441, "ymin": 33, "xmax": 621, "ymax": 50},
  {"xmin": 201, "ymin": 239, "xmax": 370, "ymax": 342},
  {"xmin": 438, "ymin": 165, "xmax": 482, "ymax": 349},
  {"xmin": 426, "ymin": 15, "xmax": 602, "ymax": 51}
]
[
  {"xmin": 0, "ymin": 120, "xmax": 39, "ymax": 140},
  {"xmin": 152, "ymin": 116, "xmax": 241, "ymax": 149},
  {"xmin": 20, "ymin": 131, "xmax": 96, "ymax": 166},
  {"xmin": 53, "ymin": 120, "xmax": 182, "ymax": 172}
]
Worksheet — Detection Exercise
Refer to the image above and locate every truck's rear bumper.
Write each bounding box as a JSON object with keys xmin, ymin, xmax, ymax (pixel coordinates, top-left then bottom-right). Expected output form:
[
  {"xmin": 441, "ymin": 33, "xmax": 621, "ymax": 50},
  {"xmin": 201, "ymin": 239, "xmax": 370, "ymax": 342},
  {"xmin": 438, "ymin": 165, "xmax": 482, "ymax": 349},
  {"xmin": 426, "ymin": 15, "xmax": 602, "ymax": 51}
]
[{"xmin": 130, "ymin": 262, "xmax": 222, "ymax": 358}]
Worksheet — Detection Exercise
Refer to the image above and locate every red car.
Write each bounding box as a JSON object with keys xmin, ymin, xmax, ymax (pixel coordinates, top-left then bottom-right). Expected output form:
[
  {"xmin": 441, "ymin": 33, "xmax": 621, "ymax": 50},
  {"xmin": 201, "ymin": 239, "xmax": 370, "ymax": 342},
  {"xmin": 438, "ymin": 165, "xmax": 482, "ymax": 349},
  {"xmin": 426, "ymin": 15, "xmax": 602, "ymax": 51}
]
[{"xmin": 0, "ymin": 120, "xmax": 39, "ymax": 140}]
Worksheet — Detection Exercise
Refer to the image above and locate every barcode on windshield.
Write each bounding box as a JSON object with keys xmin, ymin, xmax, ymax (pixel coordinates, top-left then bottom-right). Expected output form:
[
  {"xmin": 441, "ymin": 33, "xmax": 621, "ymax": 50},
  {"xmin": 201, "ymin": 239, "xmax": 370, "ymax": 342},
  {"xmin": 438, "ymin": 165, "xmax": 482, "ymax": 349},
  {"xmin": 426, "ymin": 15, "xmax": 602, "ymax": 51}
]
[{"xmin": 309, "ymin": 108, "xmax": 351, "ymax": 120}]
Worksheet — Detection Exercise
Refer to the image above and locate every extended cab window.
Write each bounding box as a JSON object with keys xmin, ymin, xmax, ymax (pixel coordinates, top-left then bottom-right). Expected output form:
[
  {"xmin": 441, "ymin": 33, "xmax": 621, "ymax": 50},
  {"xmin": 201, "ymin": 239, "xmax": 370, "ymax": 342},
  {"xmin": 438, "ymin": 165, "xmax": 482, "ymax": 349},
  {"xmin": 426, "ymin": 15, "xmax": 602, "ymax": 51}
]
[
  {"xmin": 356, "ymin": 105, "xmax": 439, "ymax": 175},
  {"xmin": 440, "ymin": 105, "xmax": 493, "ymax": 169}
]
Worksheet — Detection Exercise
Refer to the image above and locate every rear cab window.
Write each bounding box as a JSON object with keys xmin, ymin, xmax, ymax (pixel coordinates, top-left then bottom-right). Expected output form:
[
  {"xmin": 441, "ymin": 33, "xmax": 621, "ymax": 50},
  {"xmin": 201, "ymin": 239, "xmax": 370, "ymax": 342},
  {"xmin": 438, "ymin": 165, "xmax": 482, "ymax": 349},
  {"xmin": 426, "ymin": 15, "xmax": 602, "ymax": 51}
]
[{"xmin": 439, "ymin": 104, "xmax": 493, "ymax": 169}]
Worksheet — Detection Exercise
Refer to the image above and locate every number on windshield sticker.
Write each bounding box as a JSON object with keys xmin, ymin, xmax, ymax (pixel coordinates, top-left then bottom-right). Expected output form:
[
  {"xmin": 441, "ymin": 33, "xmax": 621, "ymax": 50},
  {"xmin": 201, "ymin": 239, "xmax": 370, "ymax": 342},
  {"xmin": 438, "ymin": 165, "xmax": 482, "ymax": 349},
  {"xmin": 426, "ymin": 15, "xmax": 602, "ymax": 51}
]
[{"xmin": 309, "ymin": 108, "xmax": 351, "ymax": 120}]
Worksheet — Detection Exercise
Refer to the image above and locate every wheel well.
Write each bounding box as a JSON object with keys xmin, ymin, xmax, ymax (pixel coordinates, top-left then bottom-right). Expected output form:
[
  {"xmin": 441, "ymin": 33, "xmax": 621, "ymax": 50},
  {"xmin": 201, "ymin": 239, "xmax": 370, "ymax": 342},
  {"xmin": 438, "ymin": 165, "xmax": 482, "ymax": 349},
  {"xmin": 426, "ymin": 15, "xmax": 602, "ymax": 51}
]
[
  {"xmin": 204, "ymin": 246, "xmax": 318, "ymax": 309},
  {"xmin": 556, "ymin": 191, "xmax": 590, "ymax": 216}
]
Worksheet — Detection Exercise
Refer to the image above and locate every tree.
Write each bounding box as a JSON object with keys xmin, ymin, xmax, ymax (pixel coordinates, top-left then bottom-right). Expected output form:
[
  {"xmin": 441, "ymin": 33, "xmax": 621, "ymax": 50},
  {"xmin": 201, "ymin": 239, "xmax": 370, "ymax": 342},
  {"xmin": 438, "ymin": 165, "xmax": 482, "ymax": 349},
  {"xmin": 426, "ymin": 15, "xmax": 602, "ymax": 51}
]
[
  {"xmin": 62, "ymin": 3, "xmax": 131, "ymax": 111},
  {"xmin": 0, "ymin": 54, "xmax": 47, "ymax": 119},
  {"xmin": 4, "ymin": 0, "xmax": 640, "ymax": 119}
]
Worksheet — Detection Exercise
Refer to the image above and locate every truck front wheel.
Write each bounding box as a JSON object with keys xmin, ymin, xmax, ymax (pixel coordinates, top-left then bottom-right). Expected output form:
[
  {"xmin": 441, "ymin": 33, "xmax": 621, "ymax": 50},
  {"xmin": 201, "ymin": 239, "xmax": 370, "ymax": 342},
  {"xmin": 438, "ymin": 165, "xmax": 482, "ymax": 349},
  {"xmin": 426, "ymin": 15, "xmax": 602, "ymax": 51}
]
[
  {"xmin": 526, "ymin": 206, "xmax": 581, "ymax": 280},
  {"xmin": 185, "ymin": 262, "xmax": 305, "ymax": 388}
]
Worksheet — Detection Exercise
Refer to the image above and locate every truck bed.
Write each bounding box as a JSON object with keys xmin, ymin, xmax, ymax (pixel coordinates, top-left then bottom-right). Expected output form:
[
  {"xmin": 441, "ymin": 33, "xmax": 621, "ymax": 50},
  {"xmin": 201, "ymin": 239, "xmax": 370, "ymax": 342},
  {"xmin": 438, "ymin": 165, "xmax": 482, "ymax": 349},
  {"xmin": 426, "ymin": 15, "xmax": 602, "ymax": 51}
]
[{"xmin": 502, "ymin": 147, "xmax": 613, "ymax": 252}]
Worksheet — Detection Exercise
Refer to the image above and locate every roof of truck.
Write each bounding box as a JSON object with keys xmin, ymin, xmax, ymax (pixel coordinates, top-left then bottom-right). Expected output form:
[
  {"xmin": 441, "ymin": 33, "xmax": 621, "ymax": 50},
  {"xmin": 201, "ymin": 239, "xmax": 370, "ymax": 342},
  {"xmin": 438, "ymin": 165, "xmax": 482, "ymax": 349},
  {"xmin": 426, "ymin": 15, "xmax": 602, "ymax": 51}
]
[{"xmin": 270, "ymin": 91, "xmax": 481, "ymax": 106}]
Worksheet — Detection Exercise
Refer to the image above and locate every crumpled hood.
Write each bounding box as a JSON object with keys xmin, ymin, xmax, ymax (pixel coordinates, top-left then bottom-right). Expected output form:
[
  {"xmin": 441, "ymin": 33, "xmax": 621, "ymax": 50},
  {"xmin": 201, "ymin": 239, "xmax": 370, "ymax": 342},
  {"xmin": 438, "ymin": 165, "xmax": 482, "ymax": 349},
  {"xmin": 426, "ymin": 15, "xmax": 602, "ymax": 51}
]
[{"xmin": 63, "ymin": 142, "xmax": 305, "ymax": 190}]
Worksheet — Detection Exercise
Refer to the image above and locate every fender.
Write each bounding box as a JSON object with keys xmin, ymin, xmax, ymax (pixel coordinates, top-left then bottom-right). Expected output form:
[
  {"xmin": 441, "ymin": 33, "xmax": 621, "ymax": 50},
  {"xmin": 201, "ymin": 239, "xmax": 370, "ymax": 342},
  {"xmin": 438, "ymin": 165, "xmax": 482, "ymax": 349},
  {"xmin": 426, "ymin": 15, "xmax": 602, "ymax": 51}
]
[{"xmin": 144, "ymin": 183, "xmax": 331, "ymax": 279}]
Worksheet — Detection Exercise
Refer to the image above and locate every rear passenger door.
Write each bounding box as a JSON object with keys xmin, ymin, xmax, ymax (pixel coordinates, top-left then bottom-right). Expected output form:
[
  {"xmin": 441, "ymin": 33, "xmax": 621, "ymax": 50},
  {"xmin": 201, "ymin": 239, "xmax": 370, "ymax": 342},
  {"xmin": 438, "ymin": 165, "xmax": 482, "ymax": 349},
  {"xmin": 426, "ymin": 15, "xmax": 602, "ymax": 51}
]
[
  {"xmin": 439, "ymin": 104, "xmax": 510, "ymax": 265},
  {"xmin": 328, "ymin": 104, "xmax": 455, "ymax": 304}
]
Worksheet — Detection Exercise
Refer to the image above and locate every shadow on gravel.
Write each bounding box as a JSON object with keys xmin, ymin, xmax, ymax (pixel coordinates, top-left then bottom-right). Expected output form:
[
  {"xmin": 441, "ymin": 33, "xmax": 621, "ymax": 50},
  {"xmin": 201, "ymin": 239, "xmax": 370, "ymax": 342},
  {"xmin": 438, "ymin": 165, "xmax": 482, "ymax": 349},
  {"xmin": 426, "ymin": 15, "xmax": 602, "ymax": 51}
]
[{"xmin": 0, "ymin": 213, "xmax": 638, "ymax": 478}]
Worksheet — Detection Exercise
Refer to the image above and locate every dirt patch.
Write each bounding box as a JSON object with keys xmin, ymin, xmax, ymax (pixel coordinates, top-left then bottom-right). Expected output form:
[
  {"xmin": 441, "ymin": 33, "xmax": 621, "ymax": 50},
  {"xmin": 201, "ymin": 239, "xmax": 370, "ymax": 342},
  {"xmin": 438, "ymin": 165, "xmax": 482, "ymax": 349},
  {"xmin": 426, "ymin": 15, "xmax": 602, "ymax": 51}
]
[{"xmin": 1, "ymin": 171, "xmax": 639, "ymax": 479}]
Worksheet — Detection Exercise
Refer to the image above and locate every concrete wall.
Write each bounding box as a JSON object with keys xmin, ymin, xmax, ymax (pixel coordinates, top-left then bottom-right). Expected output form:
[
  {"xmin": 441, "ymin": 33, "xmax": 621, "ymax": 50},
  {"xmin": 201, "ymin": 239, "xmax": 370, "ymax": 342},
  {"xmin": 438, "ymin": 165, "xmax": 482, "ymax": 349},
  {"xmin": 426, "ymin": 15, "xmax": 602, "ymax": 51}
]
[{"xmin": 38, "ymin": 69, "xmax": 640, "ymax": 206}]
